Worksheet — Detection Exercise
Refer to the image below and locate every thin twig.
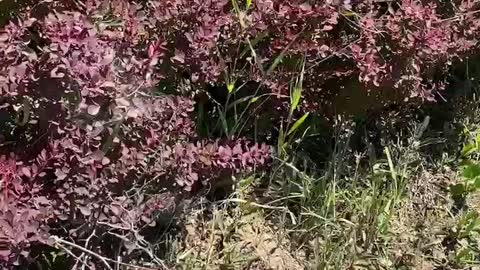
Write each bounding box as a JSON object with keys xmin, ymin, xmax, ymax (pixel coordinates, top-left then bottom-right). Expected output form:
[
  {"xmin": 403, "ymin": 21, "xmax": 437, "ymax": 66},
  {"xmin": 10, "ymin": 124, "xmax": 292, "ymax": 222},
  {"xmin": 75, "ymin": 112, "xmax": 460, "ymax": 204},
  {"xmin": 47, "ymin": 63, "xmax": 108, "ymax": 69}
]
[
  {"xmin": 439, "ymin": 9, "xmax": 480, "ymax": 22},
  {"xmin": 72, "ymin": 254, "xmax": 87, "ymax": 270},
  {"xmin": 127, "ymin": 82, "xmax": 146, "ymax": 97},
  {"xmin": 205, "ymin": 210, "xmax": 216, "ymax": 265},
  {"xmin": 52, "ymin": 236, "xmax": 113, "ymax": 270},
  {"xmin": 52, "ymin": 236, "xmax": 162, "ymax": 270},
  {"xmin": 97, "ymin": 221, "xmax": 132, "ymax": 231},
  {"xmin": 81, "ymin": 229, "xmax": 97, "ymax": 270},
  {"xmin": 56, "ymin": 242, "xmax": 91, "ymax": 270},
  {"xmin": 98, "ymin": 221, "xmax": 169, "ymax": 269},
  {"xmin": 340, "ymin": 12, "xmax": 385, "ymax": 36}
]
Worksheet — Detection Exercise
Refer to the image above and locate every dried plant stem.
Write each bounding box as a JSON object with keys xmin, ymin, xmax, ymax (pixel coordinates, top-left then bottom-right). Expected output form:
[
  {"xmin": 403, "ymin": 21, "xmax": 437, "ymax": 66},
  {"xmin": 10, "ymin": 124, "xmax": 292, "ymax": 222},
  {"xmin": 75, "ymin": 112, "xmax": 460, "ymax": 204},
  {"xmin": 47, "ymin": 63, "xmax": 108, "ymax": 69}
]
[{"xmin": 51, "ymin": 236, "xmax": 161, "ymax": 270}]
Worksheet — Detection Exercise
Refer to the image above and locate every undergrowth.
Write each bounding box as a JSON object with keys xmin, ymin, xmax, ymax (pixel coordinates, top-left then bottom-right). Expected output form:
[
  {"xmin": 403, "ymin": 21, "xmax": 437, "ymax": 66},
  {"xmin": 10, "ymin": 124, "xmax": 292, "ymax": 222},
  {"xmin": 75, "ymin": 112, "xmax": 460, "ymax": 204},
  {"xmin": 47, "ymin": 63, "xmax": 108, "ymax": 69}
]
[{"xmin": 166, "ymin": 97, "xmax": 480, "ymax": 269}]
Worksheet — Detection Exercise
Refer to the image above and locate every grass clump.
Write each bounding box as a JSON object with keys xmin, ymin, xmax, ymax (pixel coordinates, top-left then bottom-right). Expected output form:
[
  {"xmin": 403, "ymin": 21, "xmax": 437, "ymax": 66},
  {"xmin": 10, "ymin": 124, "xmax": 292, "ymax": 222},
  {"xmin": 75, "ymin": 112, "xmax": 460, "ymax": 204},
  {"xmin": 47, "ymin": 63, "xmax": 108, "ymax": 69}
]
[{"xmin": 166, "ymin": 100, "xmax": 480, "ymax": 269}]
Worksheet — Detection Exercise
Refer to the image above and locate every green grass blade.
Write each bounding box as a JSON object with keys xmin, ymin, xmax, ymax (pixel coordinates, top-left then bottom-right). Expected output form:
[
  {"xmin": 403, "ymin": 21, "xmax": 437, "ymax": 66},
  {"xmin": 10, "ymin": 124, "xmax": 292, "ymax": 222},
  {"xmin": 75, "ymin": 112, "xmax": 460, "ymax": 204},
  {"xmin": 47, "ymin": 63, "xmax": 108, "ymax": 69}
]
[
  {"xmin": 287, "ymin": 112, "xmax": 310, "ymax": 136},
  {"xmin": 246, "ymin": 0, "xmax": 252, "ymax": 9}
]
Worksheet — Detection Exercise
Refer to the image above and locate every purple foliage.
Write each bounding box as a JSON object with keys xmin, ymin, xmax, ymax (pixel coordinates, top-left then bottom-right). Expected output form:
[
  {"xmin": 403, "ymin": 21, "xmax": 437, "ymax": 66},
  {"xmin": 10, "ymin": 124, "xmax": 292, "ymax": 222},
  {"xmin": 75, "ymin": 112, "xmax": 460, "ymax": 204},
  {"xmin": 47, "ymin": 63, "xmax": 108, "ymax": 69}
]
[{"xmin": 0, "ymin": 1, "xmax": 270, "ymax": 266}]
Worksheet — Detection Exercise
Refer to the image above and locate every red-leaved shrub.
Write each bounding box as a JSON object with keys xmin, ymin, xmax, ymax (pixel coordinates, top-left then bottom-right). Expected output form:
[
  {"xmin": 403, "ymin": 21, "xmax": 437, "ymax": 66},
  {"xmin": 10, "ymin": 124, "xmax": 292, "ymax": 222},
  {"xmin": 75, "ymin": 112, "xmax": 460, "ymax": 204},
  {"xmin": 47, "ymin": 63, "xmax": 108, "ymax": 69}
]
[{"xmin": 0, "ymin": 0, "xmax": 270, "ymax": 267}]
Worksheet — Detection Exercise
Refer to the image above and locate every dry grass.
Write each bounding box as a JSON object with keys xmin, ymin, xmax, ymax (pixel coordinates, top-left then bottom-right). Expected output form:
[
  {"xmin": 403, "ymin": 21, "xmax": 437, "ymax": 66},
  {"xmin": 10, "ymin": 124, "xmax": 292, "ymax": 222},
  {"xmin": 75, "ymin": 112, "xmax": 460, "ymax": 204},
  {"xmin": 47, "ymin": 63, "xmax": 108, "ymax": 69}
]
[
  {"xmin": 169, "ymin": 167, "xmax": 480, "ymax": 270},
  {"xmin": 173, "ymin": 203, "xmax": 304, "ymax": 269},
  {"xmin": 389, "ymin": 170, "xmax": 458, "ymax": 269},
  {"xmin": 158, "ymin": 103, "xmax": 480, "ymax": 270}
]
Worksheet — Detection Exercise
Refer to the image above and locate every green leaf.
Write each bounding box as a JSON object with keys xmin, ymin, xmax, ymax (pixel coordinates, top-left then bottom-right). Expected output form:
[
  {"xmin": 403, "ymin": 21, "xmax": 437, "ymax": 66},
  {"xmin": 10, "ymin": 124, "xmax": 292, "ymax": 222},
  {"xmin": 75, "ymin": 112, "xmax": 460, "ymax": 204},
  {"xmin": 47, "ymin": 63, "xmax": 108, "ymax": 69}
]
[
  {"xmin": 247, "ymin": 39, "xmax": 264, "ymax": 75},
  {"xmin": 219, "ymin": 112, "xmax": 229, "ymax": 136},
  {"xmin": 343, "ymin": 11, "xmax": 358, "ymax": 17},
  {"xmin": 384, "ymin": 147, "xmax": 397, "ymax": 181},
  {"xmin": 462, "ymin": 143, "xmax": 477, "ymax": 157},
  {"xmin": 231, "ymin": 0, "xmax": 240, "ymax": 13},
  {"xmin": 287, "ymin": 112, "xmax": 309, "ymax": 136},
  {"xmin": 250, "ymin": 96, "xmax": 260, "ymax": 104},
  {"xmin": 226, "ymin": 95, "xmax": 255, "ymax": 110},
  {"xmin": 456, "ymin": 247, "xmax": 475, "ymax": 263},
  {"xmin": 267, "ymin": 52, "xmax": 285, "ymax": 75},
  {"xmin": 290, "ymin": 57, "xmax": 305, "ymax": 113},
  {"xmin": 464, "ymin": 211, "xmax": 480, "ymax": 234},
  {"xmin": 227, "ymin": 83, "xmax": 235, "ymax": 93},
  {"xmin": 239, "ymin": 176, "xmax": 255, "ymax": 190},
  {"xmin": 474, "ymin": 178, "xmax": 480, "ymax": 189},
  {"xmin": 226, "ymin": 94, "xmax": 270, "ymax": 110},
  {"xmin": 463, "ymin": 163, "xmax": 480, "ymax": 180},
  {"xmin": 267, "ymin": 34, "xmax": 300, "ymax": 75},
  {"xmin": 246, "ymin": 0, "xmax": 252, "ymax": 9},
  {"xmin": 240, "ymin": 33, "xmax": 267, "ymax": 58},
  {"xmin": 290, "ymin": 87, "xmax": 302, "ymax": 113},
  {"xmin": 277, "ymin": 123, "xmax": 285, "ymax": 156},
  {"xmin": 450, "ymin": 183, "xmax": 466, "ymax": 198},
  {"xmin": 414, "ymin": 115, "xmax": 430, "ymax": 139}
]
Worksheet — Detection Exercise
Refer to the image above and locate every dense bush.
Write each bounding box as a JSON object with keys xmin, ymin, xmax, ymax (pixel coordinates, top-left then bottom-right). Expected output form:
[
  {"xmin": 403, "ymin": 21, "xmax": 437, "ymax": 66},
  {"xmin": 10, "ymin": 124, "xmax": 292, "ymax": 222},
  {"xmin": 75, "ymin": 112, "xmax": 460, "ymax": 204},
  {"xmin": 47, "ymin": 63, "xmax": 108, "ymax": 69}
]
[
  {"xmin": 0, "ymin": 1, "xmax": 270, "ymax": 267},
  {"xmin": 148, "ymin": 0, "xmax": 480, "ymax": 100},
  {"xmin": 0, "ymin": 0, "xmax": 479, "ymax": 268}
]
